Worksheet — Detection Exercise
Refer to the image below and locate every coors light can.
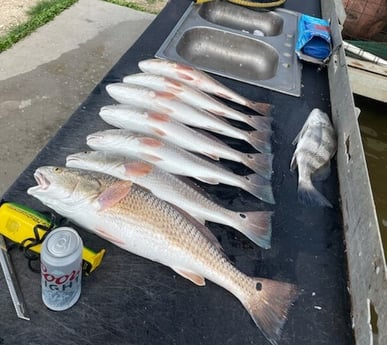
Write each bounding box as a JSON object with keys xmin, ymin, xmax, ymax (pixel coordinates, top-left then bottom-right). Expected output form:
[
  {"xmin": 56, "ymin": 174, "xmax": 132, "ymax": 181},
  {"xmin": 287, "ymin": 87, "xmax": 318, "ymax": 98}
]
[{"xmin": 41, "ymin": 227, "xmax": 83, "ymax": 311}]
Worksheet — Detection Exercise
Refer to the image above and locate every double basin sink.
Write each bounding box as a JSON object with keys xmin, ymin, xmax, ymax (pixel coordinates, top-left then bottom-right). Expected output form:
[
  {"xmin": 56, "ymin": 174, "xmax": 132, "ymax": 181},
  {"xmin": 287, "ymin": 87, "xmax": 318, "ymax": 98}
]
[{"xmin": 156, "ymin": 1, "xmax": 301, "ymax": 96}]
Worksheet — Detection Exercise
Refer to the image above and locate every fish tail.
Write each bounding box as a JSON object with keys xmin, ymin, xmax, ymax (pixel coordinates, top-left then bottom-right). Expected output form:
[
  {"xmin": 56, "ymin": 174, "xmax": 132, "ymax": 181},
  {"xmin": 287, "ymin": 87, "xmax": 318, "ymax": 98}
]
[
  {"xmin": 241, "ymin": 173, "xmax": 275, "ymax": 204},
  {"xmin": 241, "ymin": 152, "xmax": 273, "ymax": 180},
  {"xmin": 241, "ymin": 278, "xmax": 298, "ymax": 345},
  {"xmin": 233, "ymin": 211, "xmax": 273, "ymax": 249},
  {"xmin": 246, "ymin": 130, "xmax": 272, "ymax": 153},
  {"xmin": 244, "ymin": 115, "xmax": 272, "ymax": 131},
  {"xmin": 247, "ymin": 101, "xmax": 273, "ymax": 116},
  {"xmin": 298, "ymin": 181, "xmax": 333, "ymax": 208}
]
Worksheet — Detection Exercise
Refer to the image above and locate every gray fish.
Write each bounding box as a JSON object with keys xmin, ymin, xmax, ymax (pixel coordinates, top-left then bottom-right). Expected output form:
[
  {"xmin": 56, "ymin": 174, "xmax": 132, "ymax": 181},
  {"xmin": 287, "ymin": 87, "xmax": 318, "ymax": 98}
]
[{"xmin": 290, "ymin": 108, "xmax": 337, "ymax": 207}]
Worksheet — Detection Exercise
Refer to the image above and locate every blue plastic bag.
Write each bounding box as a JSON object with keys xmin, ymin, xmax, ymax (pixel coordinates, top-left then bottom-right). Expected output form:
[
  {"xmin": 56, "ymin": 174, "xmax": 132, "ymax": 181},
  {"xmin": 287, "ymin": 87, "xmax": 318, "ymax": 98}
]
[{"xmin": 296, "ymin": 14, "xmax": 332, "ymax": 64}]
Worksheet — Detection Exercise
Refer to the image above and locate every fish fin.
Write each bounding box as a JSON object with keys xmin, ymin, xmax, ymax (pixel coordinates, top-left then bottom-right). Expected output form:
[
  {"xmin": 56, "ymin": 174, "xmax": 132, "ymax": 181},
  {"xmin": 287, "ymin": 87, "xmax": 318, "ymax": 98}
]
[
  {"xmin": 177, "ymin": 71, "xmax": 195, "ymax": 81},
  {"xmin": 312, "ymin": 161, "xmax": 331, "ymax": 181},
  {"xmin": 148, "ymin": 112, "xmax": 171, "ymax": 122},
  {"xmin": 298, "ymin": 181, "xmax": 332, "ymax": 208},
  {"xmin": 241, "ymin": 278, "xmax": 298, "ymax": 345},
  {"xmin": 154, "ymin": 90, "xmax": 177, "ymax": 100},
  {"xmin": 292, "ymin": 120, "xmax": 310, "ymax": 145},
  {"xmin": 247, "ymin": 101, "xmax": 273, "ymax": 116},
  {"xmin": 139, "ymin": 153, "xmax": 163, "ymax": 163},
  {"xmin": 202, "ymin": 152, "xmax": 220, "ymax": 161},
  {"xmin": 246, "ymin": 130, "xmax": 272, "ymax": 153},
  {"xmin": 171, "ymin": 267, "xmax": 206, "ymax": 286},
  {"xmin": 242, "ymin": 153, "xmax": 273, "ymax": 179},
  {"xmin": 96, "ymin": 227, "xmax": 125, "ymax": 246},
  {"xmin": 150, "ymin": 127, "xmax": 167, "ymax": 137},
  {"xmin": 244, "ymin": 115, "xmax": 273, "ymax": 131},
  {"xmin": 166, "ymin": 78, "xmax": 184, "ymax": 88},
  {"xmin": 138, "ymin": 137, "xmax": 164, "ymax": 148},
  {"xmin": 289, "ymin": 152, "xmax": 298, "ymax": 172},
  {"xmin": 242, "ymin": 174, "xmax": 275, "ymax": 204},
  {"xmin": 97, "ymin": 181, "xmax": 133, "ymax": 211},
  {"xmin": 174, "ymin": 205, "xmax": 224, "ymax": 252},
  {"xmin": 196, "ymin": 176, "xmax": 219, "ymax": 185},
  {"xmin": 233, "ymin": 211, "xmax": 273, "ymax": 249},
  {"xmin": 214, "ymin": 91, "xmax": 233, "ymax": 101},
  {"xmin": 123, "ymin": 161, "xmax": 153, "ymax": 177}
]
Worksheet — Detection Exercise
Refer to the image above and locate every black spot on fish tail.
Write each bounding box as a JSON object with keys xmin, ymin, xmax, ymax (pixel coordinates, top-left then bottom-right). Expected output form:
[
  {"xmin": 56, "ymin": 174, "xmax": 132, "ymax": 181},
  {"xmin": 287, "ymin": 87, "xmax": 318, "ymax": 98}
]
[
  {"xmin": 242, "ymin": 173, "xmax": 275, "ymax": 204},
  {"xmin": 242, "ymin": 153, "xmax": 273, "ymax": 180},
  {"xmin": 241, "ymin": 278, "xmax": 298, "ymax": 345},
  {"xmin": 233, "ymin": 211, "xmax": 273, "ymax": 249},
  {"xmin": 246, "ymin": 130, "xmax": 272, "ymax": 153}
]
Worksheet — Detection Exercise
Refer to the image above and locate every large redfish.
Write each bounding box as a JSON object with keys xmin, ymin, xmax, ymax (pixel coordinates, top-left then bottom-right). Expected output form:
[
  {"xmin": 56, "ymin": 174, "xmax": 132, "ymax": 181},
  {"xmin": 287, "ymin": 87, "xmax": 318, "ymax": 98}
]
[{"xmin": 27, "ymin": 166, "xmax": 297, "ymax": 345}]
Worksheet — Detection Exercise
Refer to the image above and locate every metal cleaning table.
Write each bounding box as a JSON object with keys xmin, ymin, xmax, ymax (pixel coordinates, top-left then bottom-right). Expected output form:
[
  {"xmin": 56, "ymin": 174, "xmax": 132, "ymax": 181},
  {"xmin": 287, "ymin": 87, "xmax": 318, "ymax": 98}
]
[{"xmin": 0, "ymin": 1, "xmax": 353, "ymax": 344}]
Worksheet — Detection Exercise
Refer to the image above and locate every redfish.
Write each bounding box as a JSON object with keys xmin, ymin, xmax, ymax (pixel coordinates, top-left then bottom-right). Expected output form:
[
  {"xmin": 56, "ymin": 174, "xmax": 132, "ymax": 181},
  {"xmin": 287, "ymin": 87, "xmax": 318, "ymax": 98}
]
[
  {"xmin": 138, "ymin": 58, "xmax": 272, "ymax": 115},
  {"xmin": 66, "ymin": 151, "xmax": 273, "ymax": 249},
  {"xmin": 99, "ymin": 104, "xmax": 272, "ymax": 178},
  {"xmin": 27, "ymin": 166, "xmax": 297, "ymax": 345},
  {"xmin": 122, "ymin": 72, "xmax": 272, "ymax": 130},
  {"xmin": 86, "ymin": 130, "xmax": 275, "ymax": 204},
  {"xmin": 106, "ymin": 83, "xmax": 272, "ymax": 153}
]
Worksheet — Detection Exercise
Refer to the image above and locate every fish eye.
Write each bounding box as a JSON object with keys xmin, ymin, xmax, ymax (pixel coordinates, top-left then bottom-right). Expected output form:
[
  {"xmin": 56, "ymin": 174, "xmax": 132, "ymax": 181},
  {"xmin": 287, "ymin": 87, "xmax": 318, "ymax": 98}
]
[{"xmin": 54, "ymin": 167, "xmax": 62, "ymax": 173}]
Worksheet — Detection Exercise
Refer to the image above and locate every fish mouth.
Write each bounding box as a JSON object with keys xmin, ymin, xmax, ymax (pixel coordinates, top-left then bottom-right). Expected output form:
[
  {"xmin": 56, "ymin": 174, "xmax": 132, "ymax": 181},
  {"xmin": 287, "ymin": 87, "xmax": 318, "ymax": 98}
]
[
  {"xmin": 86, "ymin": 133, "xmax": 103, "ymax": 145},
  {"xmin": 99, "ymin": 106, "xmax": 112, "ymax": 116},
  {"xmin": 27, "ymin": 170, "xmax": 50, "ymax": 195},
  {"xmin": 33, "ymin": 170, "xmax": 50, "ymax": 190},
  {"xmin": 66, "ymin": 154, "xmax": 80, "ymax": 164}
]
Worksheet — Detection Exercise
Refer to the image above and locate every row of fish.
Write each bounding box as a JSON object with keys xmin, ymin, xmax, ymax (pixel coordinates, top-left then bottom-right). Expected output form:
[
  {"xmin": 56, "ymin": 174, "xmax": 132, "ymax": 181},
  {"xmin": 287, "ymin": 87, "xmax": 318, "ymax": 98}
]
[{"xmin": 28, "ymin": 59, "xmax": 298, "ymax": 345}]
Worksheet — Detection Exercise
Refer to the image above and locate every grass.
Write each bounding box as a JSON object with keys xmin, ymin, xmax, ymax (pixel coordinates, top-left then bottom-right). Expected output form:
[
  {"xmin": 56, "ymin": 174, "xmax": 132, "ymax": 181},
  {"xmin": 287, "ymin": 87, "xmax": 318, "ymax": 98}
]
[
  {"xmin": 0, "ymin": 0, "xmax": 78, "ymax": 53},
  {"xmin": 104, "ymin": 0, "xmax": 163, "ymax": 15},
  {"xmin": 0, "ymin": 0, "xmax": 164, "ymax": 53}
]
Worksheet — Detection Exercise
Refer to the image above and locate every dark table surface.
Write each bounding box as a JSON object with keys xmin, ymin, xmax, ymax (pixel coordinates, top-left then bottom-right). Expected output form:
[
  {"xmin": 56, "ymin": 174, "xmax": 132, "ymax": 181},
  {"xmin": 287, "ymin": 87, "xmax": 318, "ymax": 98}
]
[{"xmin": 0, "ymin": 1, "xmax": 353, "ymax": 344}]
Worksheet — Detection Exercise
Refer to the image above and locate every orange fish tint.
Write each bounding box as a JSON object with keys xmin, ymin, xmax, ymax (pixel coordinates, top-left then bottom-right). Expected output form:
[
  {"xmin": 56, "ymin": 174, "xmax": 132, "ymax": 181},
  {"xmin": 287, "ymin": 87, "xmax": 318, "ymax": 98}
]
[
  {"xmin": 155, "ymin": 90, "xmax": 176, "ymax": 100},
  {"xmin": 97, "ymin": 180, "xmax": 133, "ymax": 211},
  {"xmin": 139, "ymin": 137, "xmax": 164, "ymax": 148},
  {"xmin": 148, "ymin": 112, "xmax": 170, "ymax": 122},
  {"xmin": 124, "ymin": 162, "xmax": 153, "ymax": 177}
]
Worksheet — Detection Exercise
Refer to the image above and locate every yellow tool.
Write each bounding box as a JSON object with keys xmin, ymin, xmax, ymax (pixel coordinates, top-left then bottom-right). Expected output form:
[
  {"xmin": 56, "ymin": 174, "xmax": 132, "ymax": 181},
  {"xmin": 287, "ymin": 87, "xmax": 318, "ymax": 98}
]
[
  {"xmin": 193, "ymin": 0, "xmax": 287, "ymax": 8},
  {"xmin": 0, "ymin": 202, "xmax": 105, "ymax": 275}
]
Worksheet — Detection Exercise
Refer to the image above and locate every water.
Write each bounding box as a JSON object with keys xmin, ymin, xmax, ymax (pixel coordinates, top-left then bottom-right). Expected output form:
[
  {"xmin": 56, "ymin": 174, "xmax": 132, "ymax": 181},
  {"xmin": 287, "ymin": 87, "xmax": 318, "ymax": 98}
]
[{"xmin": 357, "ymin": 95, "xmax": 387, "ymax": 253}]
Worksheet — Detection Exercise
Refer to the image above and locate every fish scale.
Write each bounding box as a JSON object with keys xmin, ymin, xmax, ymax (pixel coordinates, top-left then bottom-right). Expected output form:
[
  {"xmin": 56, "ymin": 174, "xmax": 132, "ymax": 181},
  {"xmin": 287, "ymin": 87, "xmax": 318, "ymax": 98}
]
[
  {"xmin": 66, "ymin": 151, "xmax": 273, "ymax": 249},
  {"xmin": 28, "ymin": 166, "xmax": 297, "ymax": 345},
  {"xmin": 290, "ymin": 108, "xmax": 337, "ymax": 207}
]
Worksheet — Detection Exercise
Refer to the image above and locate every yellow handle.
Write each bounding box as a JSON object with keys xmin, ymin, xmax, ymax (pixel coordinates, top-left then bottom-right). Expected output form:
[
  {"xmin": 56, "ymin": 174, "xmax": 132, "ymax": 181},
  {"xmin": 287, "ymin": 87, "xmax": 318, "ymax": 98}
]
[{"xmin": 0, "ymin": 202, "xmax": 105, "ymax": 274}]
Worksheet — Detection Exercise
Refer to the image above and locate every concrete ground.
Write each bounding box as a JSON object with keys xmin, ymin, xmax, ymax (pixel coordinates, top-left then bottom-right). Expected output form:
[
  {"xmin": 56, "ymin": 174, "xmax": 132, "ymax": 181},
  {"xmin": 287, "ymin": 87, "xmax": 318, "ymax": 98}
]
[{"xmin": 0, "ymin": 0, "xmax": 155, "ymax": 196}]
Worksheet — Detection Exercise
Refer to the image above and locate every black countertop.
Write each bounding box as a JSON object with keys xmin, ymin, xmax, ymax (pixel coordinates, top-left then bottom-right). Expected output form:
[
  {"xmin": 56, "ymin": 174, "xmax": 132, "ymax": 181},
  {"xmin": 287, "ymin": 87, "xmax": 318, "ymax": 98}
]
[{"xmin": 0, "ymin": 1, "xmax": 353, "ymax": 344}]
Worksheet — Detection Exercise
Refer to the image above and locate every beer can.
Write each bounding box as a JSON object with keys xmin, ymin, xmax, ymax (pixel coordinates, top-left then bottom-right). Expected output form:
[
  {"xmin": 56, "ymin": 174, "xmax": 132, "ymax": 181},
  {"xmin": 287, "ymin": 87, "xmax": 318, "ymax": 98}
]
[{"xmin": 40, "ymin": 227, "xmax": 83, "ymax": 311}]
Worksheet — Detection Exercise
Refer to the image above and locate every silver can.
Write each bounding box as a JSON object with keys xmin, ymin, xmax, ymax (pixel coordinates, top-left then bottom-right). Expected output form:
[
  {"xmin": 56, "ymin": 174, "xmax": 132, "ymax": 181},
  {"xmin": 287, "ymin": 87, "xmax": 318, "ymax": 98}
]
[{"xmin": 40, "ymin": 227, "xmax": 83, "ymax": 311}]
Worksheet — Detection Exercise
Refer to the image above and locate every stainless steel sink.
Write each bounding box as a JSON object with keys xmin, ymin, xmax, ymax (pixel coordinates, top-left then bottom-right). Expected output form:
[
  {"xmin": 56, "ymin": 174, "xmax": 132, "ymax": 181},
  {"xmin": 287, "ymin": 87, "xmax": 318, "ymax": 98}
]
[
  {"xmin": 198, "ymin": 1, "xmax": 284, "ymax": 36},
  {"xmin": 176, "ymin": 27, "xmax": 279, "ymax": 81},
  {"xmin": 155, "ymin": 1, "xmax": 302, "ymax": 96}
]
